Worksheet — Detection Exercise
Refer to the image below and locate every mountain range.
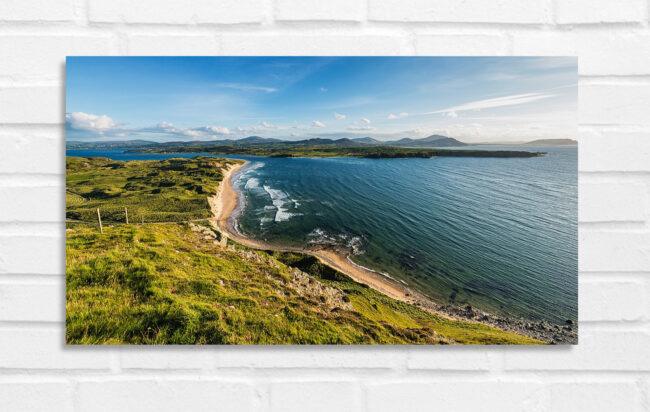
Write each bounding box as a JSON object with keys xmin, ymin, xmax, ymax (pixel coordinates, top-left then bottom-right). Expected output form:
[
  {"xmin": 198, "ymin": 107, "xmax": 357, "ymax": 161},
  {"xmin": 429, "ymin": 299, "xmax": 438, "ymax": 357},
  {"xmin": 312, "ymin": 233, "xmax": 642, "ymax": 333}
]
[{"xmin": 66, "ymin": 135, "xmax": 576, "ymax": 149}]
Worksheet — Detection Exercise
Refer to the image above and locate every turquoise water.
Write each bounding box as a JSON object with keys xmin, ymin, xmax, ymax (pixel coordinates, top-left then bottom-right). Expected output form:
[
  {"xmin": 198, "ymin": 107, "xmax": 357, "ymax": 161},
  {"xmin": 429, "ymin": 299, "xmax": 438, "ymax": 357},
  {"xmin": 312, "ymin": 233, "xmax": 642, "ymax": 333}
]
[{"xmin": 67, "ymin": 147, "xmax": 578, "ymax": 325}]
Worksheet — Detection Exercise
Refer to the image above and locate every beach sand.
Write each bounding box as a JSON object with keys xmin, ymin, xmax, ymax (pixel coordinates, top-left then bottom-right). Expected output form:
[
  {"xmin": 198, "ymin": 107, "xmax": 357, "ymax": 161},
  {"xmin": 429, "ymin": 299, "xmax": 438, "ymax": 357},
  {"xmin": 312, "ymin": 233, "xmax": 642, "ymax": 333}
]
[{"xmin": 208, "ymin": 160, "xmax": 575, "ymax": 344}]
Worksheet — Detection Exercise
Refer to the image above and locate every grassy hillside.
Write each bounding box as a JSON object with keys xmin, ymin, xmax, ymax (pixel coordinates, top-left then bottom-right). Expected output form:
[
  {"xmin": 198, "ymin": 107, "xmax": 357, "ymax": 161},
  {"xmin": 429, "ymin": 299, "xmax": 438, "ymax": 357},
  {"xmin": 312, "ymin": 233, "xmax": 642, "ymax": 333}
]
[
  {"xmin": 66, "ymin": 156, "xmax": 241, "ymax": 223},
  {"xmin": 66, "ymin": 223, "xmax": 541, "ymax": 344},
  {"xmin": 66, "ymin": 156, "xmax": 542, "ymax": 344}
]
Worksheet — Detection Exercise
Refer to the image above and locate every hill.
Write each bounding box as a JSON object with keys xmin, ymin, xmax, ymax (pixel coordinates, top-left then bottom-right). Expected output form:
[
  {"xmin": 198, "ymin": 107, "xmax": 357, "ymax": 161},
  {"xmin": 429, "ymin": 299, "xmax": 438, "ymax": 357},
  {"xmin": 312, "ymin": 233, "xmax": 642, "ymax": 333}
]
[
  {"xmin": 67, "ymin": 140, "xmax": 157, "ymax": 149},
  {"xmin": 384, "ymin": 135, "xmax": 468, "ymax": 147},
  {"xmin": 522, "ymin": 139, "xmax": 577, "ymax": 146}
]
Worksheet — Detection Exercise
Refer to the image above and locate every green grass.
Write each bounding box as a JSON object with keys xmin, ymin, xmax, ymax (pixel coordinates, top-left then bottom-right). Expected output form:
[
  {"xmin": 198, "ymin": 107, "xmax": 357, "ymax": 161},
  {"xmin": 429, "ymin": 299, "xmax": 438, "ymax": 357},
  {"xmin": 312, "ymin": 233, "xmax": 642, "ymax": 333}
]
[
  {"xmin": 66, "ymin": 223, "xmax": 541, "ymax": 344},
  {"xmin": 66, "ymin": 156, "xmax": 241, "ymax": 223}
]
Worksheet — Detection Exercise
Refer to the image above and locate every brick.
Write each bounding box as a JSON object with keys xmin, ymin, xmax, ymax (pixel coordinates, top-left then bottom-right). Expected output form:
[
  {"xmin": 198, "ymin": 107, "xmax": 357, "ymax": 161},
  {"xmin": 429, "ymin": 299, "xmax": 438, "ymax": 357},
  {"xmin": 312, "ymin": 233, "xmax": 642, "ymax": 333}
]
[
  {"xmin": 415, "ymin": 34, "xmax": 508, "ymax": 55},
  {"xmin": 579, "ymin": 181, "xmax": 646, "ymax": 222},
  {"xmin": 511, "ymin": 31, "xmax": 576, "ymax": 56},
  {"xmin": 0, "ymin": 382, "xmax": 73, "ymax": 412},
  {"xmin": 0, "ymin": 236, "xmax": 63, "ymax": 275},
  {"xmin": 366, "ymin": 382, "xmax": 546, "ymax": 412},
  {"xmin": 0, "ymin": 35, "xmax": 115, "ymax": 82},
  {"xmin": 215, "ymin": 347, "xmax": 406, "ymax": 369},
  {"xmin": 577, "ymin": 32, "xmax": 650, "ymax": 75},
  {"xmin": 275, "ymin": 0, "xmax": 365, "ymax": 22},
  {"xmin": 579, "ymin": 84, "xmax": 650, "ymax": 125},
  {"xmin": 126, "ymin": 35, "xmax": 219, "ymax": 55},
  {"xmin": 0, "ymin": 0, "xmax": 75, "ymax": 22},
  {"xmin": 368, "ymin": 0, "xmax": 549, "ymax": 23},
  {"xmin": 580, "ymin": 232, "xmax": 650, "ymax": 272},
  {"xmin": 407, "ymin": 346, "xmax": 492, "ymax": 370},
  {"xmin": 0, "ymin": 282, "xmax": 63, "ymax": 322},
  {"xmin": 0, "ymin": 129, "xmax": 64, "ymax": 174},
  {"xmin": 504, "ymin": 329, "xmax": 650, "ymax": 370},
  {"xmin": 76, "ymin": 380, "xmax": 255, "ymax": 412},
  {"xmin": 580, "ymin": 130, "xmax": 650, "ymax": 172},
  {"xmin": 548, "ymin": 382, "xmax": 643, "ymax": 411},
  {"xmin": 89, "ymin": 0, "xmax": 266, "ymax": 24},
  {"xmin": 120, "ymin": 348, "xmax": 212, "ymax": 370},
  {"xmin": 555, "ymin": 0, "xmax": 645, "ymax": 24},
  {"xmin": 0, "ymin": 186, "xmax": 64, "ymax": 222},
  {"xmin": 0, "ymin": 87, "xmax": 63, "ymax": 124},
  {"xmin": 271, "ymin": 382, "xmax": 361, "ymax": 412},
  {"xmin": 219, "ymin": 34, "xmax": 413, "ymax": 55},
  {"xmin": 512, "ymin": 31, "xmax": 650, "ymax": 75},
  {"xmin": 580, "ymin": 280, "xmax": 646, "ymax": 321},
  {"xmin": 0, "ymin": 329, "xmax": 111, "ymax": 369}
]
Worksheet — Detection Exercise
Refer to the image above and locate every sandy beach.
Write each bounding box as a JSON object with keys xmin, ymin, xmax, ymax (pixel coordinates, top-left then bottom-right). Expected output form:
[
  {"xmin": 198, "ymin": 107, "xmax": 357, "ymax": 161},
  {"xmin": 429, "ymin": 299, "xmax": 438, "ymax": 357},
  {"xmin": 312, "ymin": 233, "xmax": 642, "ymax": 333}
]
[
  {"xmin": 208, "ymin": 161, "xmax": 421, "ymax": 304},
  {"xmin": 208, "ymin": 160, "xmax": 576, "ymax": 344}
]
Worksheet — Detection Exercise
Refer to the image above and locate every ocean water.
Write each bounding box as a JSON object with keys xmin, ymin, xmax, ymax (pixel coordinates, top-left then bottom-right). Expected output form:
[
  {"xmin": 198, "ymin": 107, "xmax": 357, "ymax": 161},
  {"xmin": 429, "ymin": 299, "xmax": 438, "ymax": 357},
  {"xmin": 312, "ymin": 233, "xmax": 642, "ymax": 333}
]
[{"xmin": 67, "ymin": 146, "xmax": 578, "ymax": 325}]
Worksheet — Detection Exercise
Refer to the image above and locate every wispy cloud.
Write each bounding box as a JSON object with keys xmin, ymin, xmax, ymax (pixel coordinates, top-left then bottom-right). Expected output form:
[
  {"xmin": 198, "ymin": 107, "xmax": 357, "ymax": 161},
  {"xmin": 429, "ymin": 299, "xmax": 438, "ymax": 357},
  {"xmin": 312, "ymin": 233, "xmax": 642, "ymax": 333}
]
[
  {"xmin": 387, "ymin": 112, "xmax": 408, "ymax": 120},
  {"xmin": 334, "ymin": 112, "xmax": 346, "ymax": 120},
  {"xmin": 360, "ymin": 117, "xmax": 371, "ymax": 124},
  {"xmin": 312, "ymin": 120, "xmax": 326, "ymax": 128},
  {"xmin": 347, "ymin": 125, "xmax": 375, "ymax": 131},
  {"xmin": 427, "ymin": 92, "xmax": 555, "ymax": 116},
  {"xmin": 217, "ymin": 82, "xmax": 278, "ymax": 93}
]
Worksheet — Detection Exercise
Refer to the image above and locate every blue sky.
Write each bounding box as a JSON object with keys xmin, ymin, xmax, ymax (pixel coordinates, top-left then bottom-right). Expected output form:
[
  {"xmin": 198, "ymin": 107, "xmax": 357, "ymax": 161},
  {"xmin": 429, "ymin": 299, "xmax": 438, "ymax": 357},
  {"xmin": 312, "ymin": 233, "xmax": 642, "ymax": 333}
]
[{"xmin": 66, "ymin": 56, "xmax": 576, "ymax": 143}]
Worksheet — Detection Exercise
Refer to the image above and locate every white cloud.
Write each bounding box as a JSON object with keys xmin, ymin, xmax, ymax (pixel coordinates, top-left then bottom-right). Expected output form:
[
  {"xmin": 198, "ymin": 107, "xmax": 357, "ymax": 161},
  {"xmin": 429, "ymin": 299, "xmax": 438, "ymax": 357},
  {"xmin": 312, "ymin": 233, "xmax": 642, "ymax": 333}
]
[
  {"xmin": 312, "ymin": 120, "xmax": 326, "ymax": 128},
  {"xmin": 217, "ymin": 83, "xmax": 277, "ymax": 93},
  {"xmin": 347, "ymin": 125, "xmax": 376, "ymax": 131},
  {"xmin": 291, "ymin": 132, "xmax": 299, "ymax": 137},
  {"xmin": 204, "ymin": 125, "xmax": 231, "ymax": 135},
  {"xmin": 387, "ymin": 112, "xmax": 408, "ymax": 120},
  {"xmin": 66, "ymin": 112, "xmax": 118, "ymax": 132},
  {"xmin": 360, "ymin": 117, "xmax": 371, "ymax": 124},
  {"xmin": 157, "ymin": 121, "xmax": 174, "ymax": 130},
  {"xmin": 334, "ymin": 112, "xmax": 346, "ymax": 120},
  {"xmin": 261, "ymin": 121, "xmax": 277, "ymax": 129},
  {"xmin": 428, "ymin": 92, "xmax": 556, "ymax": 116},
  {"xmin": 443, "ymin": 111, "xmax": 458, "ymax": 118}
]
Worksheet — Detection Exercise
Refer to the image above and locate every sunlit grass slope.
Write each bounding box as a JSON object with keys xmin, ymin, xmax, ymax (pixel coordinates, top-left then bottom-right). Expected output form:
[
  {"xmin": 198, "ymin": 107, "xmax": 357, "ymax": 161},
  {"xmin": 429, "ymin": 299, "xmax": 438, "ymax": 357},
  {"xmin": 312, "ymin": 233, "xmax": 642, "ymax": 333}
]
[{"xmin": 66, "ymin": 224, "xmax": 541, "ymax": 344}]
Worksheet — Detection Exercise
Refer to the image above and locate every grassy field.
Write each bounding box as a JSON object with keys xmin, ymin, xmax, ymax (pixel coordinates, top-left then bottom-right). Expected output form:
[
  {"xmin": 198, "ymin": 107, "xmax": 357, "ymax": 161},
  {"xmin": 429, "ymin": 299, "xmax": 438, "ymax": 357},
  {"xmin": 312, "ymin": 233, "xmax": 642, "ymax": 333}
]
[
  {"xmin": 66, "ymin": 156, "xmax": 241, "ymax": 223},
  {"xmin": 66, "ymin": 156, "xmax": 542, "ymax": 344}
]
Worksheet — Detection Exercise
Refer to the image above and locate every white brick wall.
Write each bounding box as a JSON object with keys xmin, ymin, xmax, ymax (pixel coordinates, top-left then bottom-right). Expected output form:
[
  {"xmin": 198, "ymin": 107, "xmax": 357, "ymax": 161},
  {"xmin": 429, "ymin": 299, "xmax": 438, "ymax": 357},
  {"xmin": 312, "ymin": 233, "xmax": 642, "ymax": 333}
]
[{"xmin": 1, "ymin": 1, "xmax": 649, "ymax": 410}]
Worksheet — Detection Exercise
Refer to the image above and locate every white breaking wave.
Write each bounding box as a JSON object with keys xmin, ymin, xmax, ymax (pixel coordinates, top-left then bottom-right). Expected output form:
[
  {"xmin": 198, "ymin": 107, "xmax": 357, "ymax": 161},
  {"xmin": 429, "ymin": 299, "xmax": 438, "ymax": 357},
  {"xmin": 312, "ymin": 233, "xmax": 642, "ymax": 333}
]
[
  {"xmin": 245, "ymin": 177, "xmax": 260, "ymax": 189},
  {"xmin": 263, "ymin": 185, "xmax": 300, "ymax": 222}
]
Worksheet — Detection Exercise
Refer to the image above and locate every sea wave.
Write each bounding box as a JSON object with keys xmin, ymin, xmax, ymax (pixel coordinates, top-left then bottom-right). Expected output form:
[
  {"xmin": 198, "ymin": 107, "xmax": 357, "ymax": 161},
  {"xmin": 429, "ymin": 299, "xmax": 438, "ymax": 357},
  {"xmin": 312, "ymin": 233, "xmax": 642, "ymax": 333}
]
[{"xmin": 262, "ymin": 185, "xmax": 300, "ymax": 222}]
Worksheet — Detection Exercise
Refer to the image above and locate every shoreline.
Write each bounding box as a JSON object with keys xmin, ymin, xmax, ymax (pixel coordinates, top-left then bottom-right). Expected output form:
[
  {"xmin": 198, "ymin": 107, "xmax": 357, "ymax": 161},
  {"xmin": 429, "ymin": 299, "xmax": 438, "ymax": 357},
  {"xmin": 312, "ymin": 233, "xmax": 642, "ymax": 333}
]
[{"xmin": 209, "ymin": 160, "xmax": 576, "ymax": 344}]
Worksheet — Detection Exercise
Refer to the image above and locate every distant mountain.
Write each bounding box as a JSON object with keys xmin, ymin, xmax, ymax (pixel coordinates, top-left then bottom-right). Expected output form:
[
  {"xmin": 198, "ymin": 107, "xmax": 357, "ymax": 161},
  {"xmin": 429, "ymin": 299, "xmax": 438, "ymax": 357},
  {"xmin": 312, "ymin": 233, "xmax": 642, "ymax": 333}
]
[
  {"xmin": 66, "ymin": 134, "xmax": 470, "ymax": 150},
  {"xmin": 237, "ymin": 136, "xmax": 283, "ymax": 143},
  {"xmin": 522, "ymin": 139, "xmax": 577, "ymax": 146},
  {"xmin": 351, "ymin": 137, "xmax": 382, "ymax": 145},
  {"xmin": 383, "ymin": 135, "xmax": 468, "ymax": 147},
  {"xmin": 66, "ymin": 140, "xmax": 157, "ymax": 149}
]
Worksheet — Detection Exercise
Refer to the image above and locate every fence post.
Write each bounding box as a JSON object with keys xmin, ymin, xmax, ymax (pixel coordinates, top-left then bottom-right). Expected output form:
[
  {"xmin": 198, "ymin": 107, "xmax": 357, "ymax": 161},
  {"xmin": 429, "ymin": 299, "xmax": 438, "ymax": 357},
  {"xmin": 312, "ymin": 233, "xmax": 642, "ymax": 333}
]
[
  {"xmin": 125, "ymin": 207, "xmax": 129, "ymax": 224},
  {"xmin": 97, "ymin": 208, "xmax": 103, "ymax": 233}
]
